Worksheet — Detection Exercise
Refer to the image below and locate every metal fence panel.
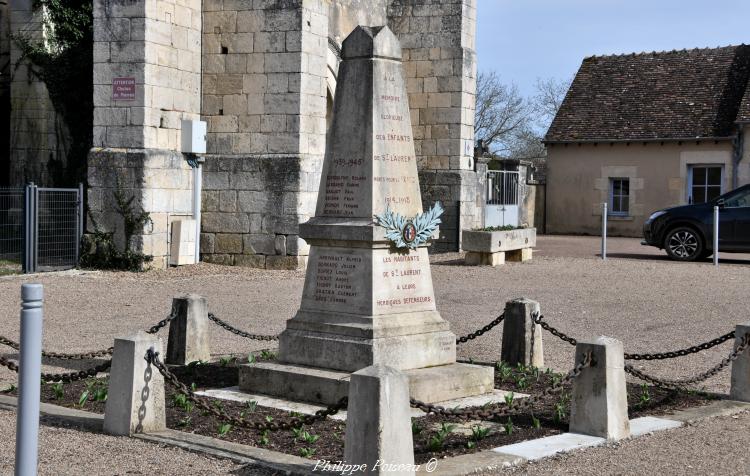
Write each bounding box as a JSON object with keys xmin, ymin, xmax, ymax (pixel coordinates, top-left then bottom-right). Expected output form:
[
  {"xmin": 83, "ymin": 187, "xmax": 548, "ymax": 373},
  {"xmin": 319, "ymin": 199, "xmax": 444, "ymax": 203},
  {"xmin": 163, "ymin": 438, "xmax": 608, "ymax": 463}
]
[
  {"xmin": 0, "ymin": 187, "xmax": 24, "ymax": 273},
  {"xmin": 487, "ymin": 171, "xmax": 520, "ymax": 206},
  {"xmin": 36, "ymin": 188, "xmax": 81, "ymax": 271}
]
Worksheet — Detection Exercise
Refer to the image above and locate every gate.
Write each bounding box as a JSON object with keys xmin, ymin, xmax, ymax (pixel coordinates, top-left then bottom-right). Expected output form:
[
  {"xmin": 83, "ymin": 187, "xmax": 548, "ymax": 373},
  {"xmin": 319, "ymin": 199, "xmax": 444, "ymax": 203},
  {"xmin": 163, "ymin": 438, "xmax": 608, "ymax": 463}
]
[
  {"xmin": 485, "ymin": 171, "xmax": 520, "ymax": 227},
  {"xmin": 0, "ymin": 183, "xmax": 83, "ymax": 274}
]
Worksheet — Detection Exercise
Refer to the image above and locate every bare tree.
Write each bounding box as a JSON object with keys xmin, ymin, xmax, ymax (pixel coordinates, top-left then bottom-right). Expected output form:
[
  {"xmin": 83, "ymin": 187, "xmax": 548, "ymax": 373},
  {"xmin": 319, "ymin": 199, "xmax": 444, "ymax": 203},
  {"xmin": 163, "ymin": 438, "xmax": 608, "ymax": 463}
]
[
  {"xmin": 532, "ymin": 76, "xmax": 572, "ymax": 128},
  {"xmin": 474, "ymin": 71, "xmax": 531, "ymax": 155}
]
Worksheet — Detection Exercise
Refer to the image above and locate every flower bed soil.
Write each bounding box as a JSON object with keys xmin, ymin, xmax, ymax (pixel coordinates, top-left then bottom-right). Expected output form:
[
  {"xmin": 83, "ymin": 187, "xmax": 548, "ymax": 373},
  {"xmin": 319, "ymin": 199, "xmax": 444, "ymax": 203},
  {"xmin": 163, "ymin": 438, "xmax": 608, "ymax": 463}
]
[{"xmin": 2, "ymin": 360, "xmax": 715, "ymax": 463}]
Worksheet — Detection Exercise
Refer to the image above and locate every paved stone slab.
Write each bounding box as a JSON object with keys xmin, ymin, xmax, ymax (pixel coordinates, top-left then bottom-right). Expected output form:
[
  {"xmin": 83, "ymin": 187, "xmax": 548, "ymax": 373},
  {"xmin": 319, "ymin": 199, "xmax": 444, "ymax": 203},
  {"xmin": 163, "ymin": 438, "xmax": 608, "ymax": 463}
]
[
  {"xmin": 666, "ymin": 399, "xmax": 750, "ymax": 423},
  {"xmin": 418, "ymin": 450, "xmax": 524, "ymax": 475},
  {"xmin": 629, "ymin": 416, "xmax": 682, "ymax": 437},
  {"xmin": 493, "ymin": 432, "xmax": 605, "ymax": 461}
]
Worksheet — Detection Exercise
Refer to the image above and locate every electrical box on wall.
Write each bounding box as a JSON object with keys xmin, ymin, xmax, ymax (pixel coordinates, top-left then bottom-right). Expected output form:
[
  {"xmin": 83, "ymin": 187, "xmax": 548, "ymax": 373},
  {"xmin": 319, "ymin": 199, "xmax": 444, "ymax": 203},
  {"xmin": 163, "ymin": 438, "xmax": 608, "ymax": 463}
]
[{"xmin": 181, "ymin": 120, "xmax": 207, "ymax": 154}]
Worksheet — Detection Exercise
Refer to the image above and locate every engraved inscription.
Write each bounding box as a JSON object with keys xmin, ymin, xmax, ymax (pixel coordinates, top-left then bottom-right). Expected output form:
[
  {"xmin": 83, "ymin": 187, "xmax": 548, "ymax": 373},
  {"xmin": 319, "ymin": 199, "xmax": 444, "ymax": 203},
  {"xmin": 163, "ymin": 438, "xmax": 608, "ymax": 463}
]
[{"xmin": 312, "ymin": 254, "xmax": 362, "ymax": 304}]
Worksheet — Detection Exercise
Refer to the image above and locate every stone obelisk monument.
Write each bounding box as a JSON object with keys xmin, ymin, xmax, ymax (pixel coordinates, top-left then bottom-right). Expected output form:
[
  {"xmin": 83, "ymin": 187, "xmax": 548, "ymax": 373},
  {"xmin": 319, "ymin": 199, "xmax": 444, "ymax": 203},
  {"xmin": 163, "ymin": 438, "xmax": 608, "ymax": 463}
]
[{"xmin": 240, "ymin": 26, "xmax": 493, "ymax": 404}]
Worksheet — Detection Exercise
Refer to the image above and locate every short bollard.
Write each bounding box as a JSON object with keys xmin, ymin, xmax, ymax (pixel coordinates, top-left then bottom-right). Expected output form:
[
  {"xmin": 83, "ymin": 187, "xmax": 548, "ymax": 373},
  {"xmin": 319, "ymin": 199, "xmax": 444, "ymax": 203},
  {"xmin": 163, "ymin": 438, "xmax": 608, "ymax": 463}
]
[
  {"xmin": 344, "ymin": 365, "xmax": 414, "ymax": 475},
  {"xmin": 104, "ymin": 332, "xmax": 166, "ymax": 436},
  {"xmin": 570, "ymin": 336, "xmax": 630, "ymax": 440},
  {"xmin": 501, "ymin": 298, "xmax": 543, "ymax": 368},
  {"xmin": 730, "ymin": 322, "xmax": 750, "ymax": 402},
  {"xmin": 15, "ymin": 284, "xmax": 43, "ymax": 476},
  {"xmin": 166, "ymin": 294, "xmax": 210, "ymax": 365}
]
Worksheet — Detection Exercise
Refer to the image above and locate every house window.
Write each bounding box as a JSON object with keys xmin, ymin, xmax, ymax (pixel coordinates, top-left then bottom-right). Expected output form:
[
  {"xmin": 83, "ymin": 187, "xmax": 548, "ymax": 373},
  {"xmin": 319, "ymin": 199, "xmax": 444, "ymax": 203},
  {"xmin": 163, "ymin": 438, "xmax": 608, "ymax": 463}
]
[
  {"xmin": 609, "ymin": 178, "xmax": 630, "ymax": 216},
  {"xmin": 688, "ymin": 165, "xmax": 723, "ymax": 204}
]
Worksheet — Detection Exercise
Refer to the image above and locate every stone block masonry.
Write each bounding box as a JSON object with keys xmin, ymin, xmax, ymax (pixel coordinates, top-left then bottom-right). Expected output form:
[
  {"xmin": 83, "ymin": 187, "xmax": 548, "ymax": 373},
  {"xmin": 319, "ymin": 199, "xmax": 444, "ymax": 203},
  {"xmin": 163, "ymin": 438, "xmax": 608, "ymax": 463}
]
[{"xmin": 388, "ymin": 0, "xmax": 483, "ymax": 250}]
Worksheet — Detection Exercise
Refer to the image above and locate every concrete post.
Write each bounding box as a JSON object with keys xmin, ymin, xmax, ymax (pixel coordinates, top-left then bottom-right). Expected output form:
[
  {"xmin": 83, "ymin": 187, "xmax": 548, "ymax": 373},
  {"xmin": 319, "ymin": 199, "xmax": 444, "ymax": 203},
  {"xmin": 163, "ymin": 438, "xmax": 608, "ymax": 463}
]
[
  {"xmin": 15, "ymin": 284, "xmax": 43, "ymax": 476},
  {"xmin": 501, "ymin": 298, "xmax": 543, "ymax": 368},
  {"xmin": 104, "ymin": 332, "xmax": 166, "ymax": 436},
  {"xmin": 730, "ymin": 322, "xmax": 750, "ymax": 402},
  {"xmin": 166, "ymin": 294, "xmax": 210, "ymax": 365},
  {"xmin": 344, "ymin": 365, "xmax": 414, "ymax": 475},
  {"xmin": 570, "ymin": 336, "xmax": 630, "ymax": 440}
]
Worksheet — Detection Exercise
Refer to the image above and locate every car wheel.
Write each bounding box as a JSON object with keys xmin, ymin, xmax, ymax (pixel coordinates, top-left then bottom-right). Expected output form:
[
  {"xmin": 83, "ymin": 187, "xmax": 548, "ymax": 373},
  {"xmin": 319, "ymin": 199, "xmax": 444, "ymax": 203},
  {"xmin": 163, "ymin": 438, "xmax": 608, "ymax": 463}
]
[{"xmin": 664, "ymin": 227, "xmax": 704, "ymax": 261}]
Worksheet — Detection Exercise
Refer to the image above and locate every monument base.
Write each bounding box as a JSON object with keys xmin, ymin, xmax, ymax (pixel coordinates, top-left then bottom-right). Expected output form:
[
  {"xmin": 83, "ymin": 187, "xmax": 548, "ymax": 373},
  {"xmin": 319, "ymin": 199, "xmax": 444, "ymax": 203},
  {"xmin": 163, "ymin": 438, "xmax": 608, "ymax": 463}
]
[{"xmin": 239, "ymin": 361, "xmax": 494, "ymax": 405}]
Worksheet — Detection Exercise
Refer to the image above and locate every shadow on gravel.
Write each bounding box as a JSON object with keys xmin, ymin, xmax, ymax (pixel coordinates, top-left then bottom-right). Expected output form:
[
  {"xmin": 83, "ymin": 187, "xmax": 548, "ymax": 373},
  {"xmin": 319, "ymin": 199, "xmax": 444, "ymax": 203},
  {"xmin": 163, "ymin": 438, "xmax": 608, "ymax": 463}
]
[{"xmin": 605, "ymin": 253, "xmax": 750, "ymax": 265}]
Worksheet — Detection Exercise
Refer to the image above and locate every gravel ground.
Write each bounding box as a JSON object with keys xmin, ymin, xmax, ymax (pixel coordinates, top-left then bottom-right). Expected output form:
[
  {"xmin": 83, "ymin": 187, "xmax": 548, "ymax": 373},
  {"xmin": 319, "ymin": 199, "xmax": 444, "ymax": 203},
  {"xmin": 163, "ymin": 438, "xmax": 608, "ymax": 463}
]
[
  {"xmin": 0, "ymin": 409, "xmax": 244, "ymax": 475},
  {"xmin": 0, "ymin": 235, "xmax": 748, "ymax": 474}
]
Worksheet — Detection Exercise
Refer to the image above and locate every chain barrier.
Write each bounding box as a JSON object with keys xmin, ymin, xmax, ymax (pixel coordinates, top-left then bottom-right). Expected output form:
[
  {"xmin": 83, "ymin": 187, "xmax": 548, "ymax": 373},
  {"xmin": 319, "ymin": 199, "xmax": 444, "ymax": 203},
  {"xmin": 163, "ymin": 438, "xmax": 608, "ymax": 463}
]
[
  {"xmin": 146, "ymin": 349, "xmax": 342, "ymax": 430},
  {"xmin": 623, "ymin": 331, "xmax": 735, "ymax": 361},
  {"xmin": 410, "ymin": 351, "xmax": 593, "ymax": 420},
  {"xmin": 146, "ymin": 309, "xmax": 179, "ymax": 334},
  {"xmin": 625, "ymin": 334, "xmax": 750, "ymax": 391},
  {"xmin": 456, "ymin": 312, "xmax": 505, "ymax": 345},
  {"xmin": 0, "ymin": 335, "xmax": 113, "ymax": 360},
  {"xmin": 207, "ymin": 312, "xmax": 279, "ymax": 342},
  {"xmin": 0, "ymin": 354, "xmax": 112, "ymax": 383},
  {"xmin": 533, "ymin": 314, "xmax": 577, "ymax": 346}
]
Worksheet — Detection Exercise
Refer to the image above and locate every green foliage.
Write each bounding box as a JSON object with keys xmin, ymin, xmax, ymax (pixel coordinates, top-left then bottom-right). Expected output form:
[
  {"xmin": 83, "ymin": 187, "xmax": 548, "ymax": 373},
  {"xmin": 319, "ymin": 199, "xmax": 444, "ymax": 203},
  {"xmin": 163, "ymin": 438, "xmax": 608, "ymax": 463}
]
[
  {"xmin": 78, "ymin": 380, "xmax": 106, "ymax": 407},
  {"xmin": 532, "ymin": 416, "xmax": 541, "ymax": 429},
  {"xmin": 14, "ymin": 0, "xmax": 93, "ymax": 186},
  {"xmin": 504, "ymin": 392, "xmax": 515, "ymax": 407},
  {"xmin": 79, "ymin": 187, "xmax": 154, "ymax": 271},
  {"xmin": 503, "ymin": 418, "xmax": 514, "ymax": 435},
  {"xmin": 553, "ymin": 393, "xmax": 570, "ymax": 424},
  {"xmin": 177, "ymin": 416, "xmax": 192, "ymax": 428},
  {"xmin": 3, "ymin": 384, "xmax": 17, "ymax": 393},
  {"xmin": 299, "ymin": 447, "xmax": 316, "ymax": 458},
  {"xmin": 299, "ymin": 430, "xmax": 320, "ymax": 444},
  {"xmin": 50, "ymin": 382, "xmax": 64, "ymax": 400},
  {"xmin": 217, "ymin": 423, "xmax": 232, "ymax": 437},
  {"xmin": 172, "ymin": 393, "xmax": 194, "ymax": 413},
  {"xmin": 496, "ymin": 361, "xmax": 513, "ymax": 382},
  {"xmin": 411, "ymin": 420, "xmax": 423, "ymax": 436},
  {"xmin": 470, "ymin": 424, "xmax": 490, "ymax": 442},
  {"xmin": 636, "ymin": 383, "xmax": 651, "ymax": 408},
  {"xmin": 244, "ymin": 400, "xmax": 258, "ymax": 413},
  {"xmin": 247, "ymin": 354, "xmax": 257, "ymax": 364},
  {"xmin": 219, "ymin": 356, "xmax": 237, "ymax": 367},
  {"xmin": 258, "ymin": 430, "xmax": 270, "ymax": 446},
  {"xmin": 259, "ymin": 350, "xmax": 277, "ymax": 361},
  {"xmin": 428, "ymin": 423, "xmax": 456, "ymax": 452}
]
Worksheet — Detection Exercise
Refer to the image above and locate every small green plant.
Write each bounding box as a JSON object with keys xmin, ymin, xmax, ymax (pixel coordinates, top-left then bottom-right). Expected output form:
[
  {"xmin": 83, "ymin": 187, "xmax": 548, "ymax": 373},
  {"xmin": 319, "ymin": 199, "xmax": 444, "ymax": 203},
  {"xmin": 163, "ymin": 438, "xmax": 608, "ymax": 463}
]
[
  {"xmin": 78, "ymin": 380, "xmax": 106, "ymax": 407},
  {"xmin": 92, "ymin": 386, "xmax": 107, "ymax": 403},
  {"xmin": 2, "ymin": 384, "xmax": 16, "ymax": 393},
  {"xmin": 532, "ymin": 416, "xmax": 541, "ymax": 429},
  {"xmin": 247, "ymin": 354, "xmax": 257, "ymax": 364},
  {"xmin": 259, "ymin": 350, "xmax": 277, "ymax": 361},
  {"xmin": 466, "ymin": 440, "xmax": 476, "ymax": 449},
  {"xmin": 300, "ymin": 447, "xmax": 316, "ymax": 458},
  {"xmin": 513, "ymin": 374, "xmax": 529, "ymax": 390},
  {"xmin": 292, "ymin": 427, "xmax": 304, "ymax": 439},
  {"xmin": 212, "ymin": 400, "xmax": 225, "ymax": 412},
  {"xmin": 428, "ymin": 423, "xmax": 456, "ymax": 452},
  {"xmin": 496, "ymin": 361, "xmax": 512, "ymax": 382},
  {"xmin": 553, "ymin": 393, "xmax": 570, "ymax": 424},
  {"xmin": 300, "ymin": 430, "xmax": 320, "ymax": 444},
  {"xmin": 219, "ymin": 356, "xmax": 236, "ymax": 367},
  {"xmin": 244, "ymin": 400, "xmax": 258, "ymax": 412},
  {"xmin": 504, "ymin": 392, "xmax": 515, "ymax": 407},
  {"xmin": 636, "ymin": 383, "xmax": 651, "ymax": 408},
  {"xmin": 412, "ymin": 420, "xmax": 423, "ymax": 436},
  {"xmin": 50, "ymin": 382, "xmax": 64, "ymax": 400},
  {"xmin": 265, "ymin": 415, "xmax": 274, "ymax": 423},
  {"xmin": 217, "ymin": 423, "xmax": 232, "ymax": 437},
  {"xmin": 503, "ymin": 418, "xmax": 514, "ymax": 435},
  {"xmin": 470, "ymin": 425, "xmax": 490, "ymax": 441},
  {"xmin": 177, "ymin": 416, "xmax": 192, "ymax": 428},
  {"xmin": 172, "ymin": 393, "xmax": 194, "ymax": 413},
  {"xmin": 259, "ymin": 430, "xmax": 270, "ymax": 446}
]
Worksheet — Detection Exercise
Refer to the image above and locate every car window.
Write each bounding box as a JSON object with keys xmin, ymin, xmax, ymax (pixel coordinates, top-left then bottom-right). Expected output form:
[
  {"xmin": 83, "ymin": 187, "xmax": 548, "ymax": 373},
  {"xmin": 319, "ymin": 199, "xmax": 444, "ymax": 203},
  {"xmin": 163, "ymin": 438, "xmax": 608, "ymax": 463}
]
[{"xmin": 724, "ymin": 188, "xmax": 750, "ymax": 208}]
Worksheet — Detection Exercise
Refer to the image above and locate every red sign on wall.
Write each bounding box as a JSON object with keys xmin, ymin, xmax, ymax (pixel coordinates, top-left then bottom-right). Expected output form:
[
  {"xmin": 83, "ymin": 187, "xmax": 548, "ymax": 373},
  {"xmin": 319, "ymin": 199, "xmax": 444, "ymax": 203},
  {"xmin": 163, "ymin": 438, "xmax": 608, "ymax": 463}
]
[{"xmin": 112, "ymin": 77, "xmax": 136, "ymax": 101}]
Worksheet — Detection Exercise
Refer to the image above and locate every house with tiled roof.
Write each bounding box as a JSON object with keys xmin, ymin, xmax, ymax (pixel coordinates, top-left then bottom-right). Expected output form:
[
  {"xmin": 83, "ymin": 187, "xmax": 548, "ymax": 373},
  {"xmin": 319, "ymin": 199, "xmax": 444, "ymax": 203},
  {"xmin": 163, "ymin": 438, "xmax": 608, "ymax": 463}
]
[{"xmin": 543, "ymin": 45, "xmax": 750, "ymax": 236}]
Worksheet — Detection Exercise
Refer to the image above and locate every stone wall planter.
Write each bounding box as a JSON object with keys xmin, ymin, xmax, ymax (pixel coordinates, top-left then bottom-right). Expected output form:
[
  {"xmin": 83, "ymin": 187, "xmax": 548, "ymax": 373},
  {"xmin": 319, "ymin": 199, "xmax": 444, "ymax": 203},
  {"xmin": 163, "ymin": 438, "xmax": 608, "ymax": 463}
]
[{"xmin": 462, "ymin": 228, "xmax": 536, "ymax": 266}]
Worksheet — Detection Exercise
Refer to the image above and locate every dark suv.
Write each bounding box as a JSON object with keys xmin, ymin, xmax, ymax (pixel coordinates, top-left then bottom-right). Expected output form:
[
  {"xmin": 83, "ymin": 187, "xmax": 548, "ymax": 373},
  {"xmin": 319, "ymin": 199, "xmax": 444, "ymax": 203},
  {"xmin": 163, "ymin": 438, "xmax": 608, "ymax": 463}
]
[{"xmin": 642, "ymin": 184, "xmax": 750, "ymax": 261}]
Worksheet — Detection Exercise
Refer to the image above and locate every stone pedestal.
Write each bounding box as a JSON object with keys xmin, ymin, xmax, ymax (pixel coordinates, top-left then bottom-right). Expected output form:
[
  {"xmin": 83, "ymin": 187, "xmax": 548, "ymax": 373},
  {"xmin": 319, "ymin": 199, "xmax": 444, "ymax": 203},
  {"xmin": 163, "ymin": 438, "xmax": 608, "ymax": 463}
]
[
  {"xmin": 730, "ymin": 322, "xmax": 750, "ymax": 402},
  {"xmin": 570, "ymin": 336, "xmax": 630, "ymax": 441},
  {"xmin": 166, "ymin": 294, "xmax": 210, "ymax": 365},
  {"xmin": 465, "ymin": 251, "xmax": 505, "ymax": 266},
  {"xmin": 507, "ymin": 248, "xmax": 533, "ymax": 262},
  {"xmin": 501, "ymin": 298, "xmax": 543, "ymax": 368},
  {"xmin": 239, "ymin": 26, "xmax": 493, "ymax": 404}
]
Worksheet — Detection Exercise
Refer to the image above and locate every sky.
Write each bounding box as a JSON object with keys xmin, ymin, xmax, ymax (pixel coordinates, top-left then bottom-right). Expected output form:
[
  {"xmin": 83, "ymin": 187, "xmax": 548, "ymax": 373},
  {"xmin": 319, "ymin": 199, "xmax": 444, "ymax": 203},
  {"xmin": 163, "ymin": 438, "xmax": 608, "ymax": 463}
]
[{"xmin": 476, "ymin": 0, "xmax": 750, "ymax": 97}]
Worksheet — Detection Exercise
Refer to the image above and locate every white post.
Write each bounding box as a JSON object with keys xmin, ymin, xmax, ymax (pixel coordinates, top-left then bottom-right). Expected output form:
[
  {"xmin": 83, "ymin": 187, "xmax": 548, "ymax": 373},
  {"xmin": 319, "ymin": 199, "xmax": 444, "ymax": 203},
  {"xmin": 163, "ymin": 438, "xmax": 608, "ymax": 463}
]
[
  {"xmin": 15, "ymin": 284, "xmax": 43, "ymax": 476},
  {"xmin": 713, "ymin": 206, "xmax": 719, "ymax": 266},
  {"xmin": 601, "ymin": 202, "xmax": 607, "ymax": 260},
  {"xmin": 192, "ymin": 161, "xmax": 203, "ymax": 264}
]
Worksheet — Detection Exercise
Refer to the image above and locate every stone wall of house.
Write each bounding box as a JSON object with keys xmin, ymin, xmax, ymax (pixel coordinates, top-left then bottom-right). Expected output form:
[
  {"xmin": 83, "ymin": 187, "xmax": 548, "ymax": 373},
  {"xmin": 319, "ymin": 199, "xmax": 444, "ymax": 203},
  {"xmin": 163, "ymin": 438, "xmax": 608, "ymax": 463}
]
[
  {"xmin": 388, "ymin": 0, "xmax": 482, "ymax": 250},
  {"xmin": 199, "ymin": 0, "xmax": 329, "ymax": 269},
  {"xmin": 8, "ymin": 0, "xmax": 65, "ymax": 186},
  {"xmin": 88, "ymin": 0, "xmax": 202, "ymax": 269}
]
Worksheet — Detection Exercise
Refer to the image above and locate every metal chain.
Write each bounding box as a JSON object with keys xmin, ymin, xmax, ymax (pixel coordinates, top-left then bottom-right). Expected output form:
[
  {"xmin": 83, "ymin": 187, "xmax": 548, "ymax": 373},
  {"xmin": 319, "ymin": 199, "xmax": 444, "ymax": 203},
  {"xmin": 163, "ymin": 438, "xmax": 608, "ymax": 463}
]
[
  {"xmin": 624, "ymin": 331, "xmax": 735, "ymax": 361},
  {"xmin": 456, "ymin": 312, "xmax": 506, "ymax": 345},
  {"xmin": 146, "ymin": 309, "xmax": 179, "ymax": 334},
  {"xmin": 0, "ymin": 353, "xmax": 112, "ymax": 383},
  {"xmin": 207, "ymin": 313, "xmax": 279, "ymax": 342},
  {"xmin": 147, "ymin": 349, "xmax": 343, "ymax": 430},
  {"xmin": 533, "ymin": 314, "xmax": 577, "ymax": 346},
  {"xmin": 410, "ymin": 351, "xmax": 592, "ymax": 420},
  {"xmin": 2, "ymin": 335, "xmax": 113, "ymax": 360},
  {"xmin": 625, "ymin": 334, "xmax": 750, "ymax": 391}
]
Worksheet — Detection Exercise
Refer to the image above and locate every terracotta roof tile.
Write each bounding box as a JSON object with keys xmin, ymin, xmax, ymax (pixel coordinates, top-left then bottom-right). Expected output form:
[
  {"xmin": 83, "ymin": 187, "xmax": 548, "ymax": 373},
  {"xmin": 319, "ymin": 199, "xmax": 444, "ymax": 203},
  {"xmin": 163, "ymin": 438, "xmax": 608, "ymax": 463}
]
[{"xmin": 544, "ymin": 45, "xmax": 750, "ymax": 142}]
